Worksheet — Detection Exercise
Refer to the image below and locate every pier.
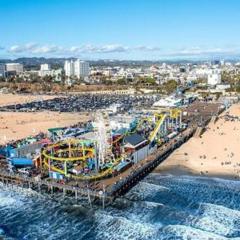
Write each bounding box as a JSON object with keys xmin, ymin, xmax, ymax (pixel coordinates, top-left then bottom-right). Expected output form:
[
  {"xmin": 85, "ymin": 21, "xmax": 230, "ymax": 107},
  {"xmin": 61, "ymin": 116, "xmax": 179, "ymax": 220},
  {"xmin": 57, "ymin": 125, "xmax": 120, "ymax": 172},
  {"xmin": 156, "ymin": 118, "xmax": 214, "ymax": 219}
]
[
  {"xmin": 0, "ymin": 101, "xmax": 223, "ymax": 206},
  {"xmin": 0, "ymin": 127, "xmax": 196, "ymax": 205}
]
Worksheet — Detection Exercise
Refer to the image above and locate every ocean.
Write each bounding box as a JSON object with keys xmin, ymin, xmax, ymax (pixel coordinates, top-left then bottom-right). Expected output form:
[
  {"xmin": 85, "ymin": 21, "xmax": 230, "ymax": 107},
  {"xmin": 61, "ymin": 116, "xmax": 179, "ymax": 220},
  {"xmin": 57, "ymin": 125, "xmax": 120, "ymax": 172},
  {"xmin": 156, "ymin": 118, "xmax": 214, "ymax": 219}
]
[{"xmin": 1, "ymin": 174, "xmax": 240, "ymax": 240}]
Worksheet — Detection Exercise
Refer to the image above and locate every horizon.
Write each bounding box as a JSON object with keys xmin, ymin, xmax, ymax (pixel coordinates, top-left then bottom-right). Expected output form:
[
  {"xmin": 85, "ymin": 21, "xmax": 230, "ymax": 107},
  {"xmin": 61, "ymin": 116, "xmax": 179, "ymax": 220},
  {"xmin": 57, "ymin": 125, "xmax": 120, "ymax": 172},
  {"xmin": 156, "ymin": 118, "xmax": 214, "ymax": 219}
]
[
  {"xmin": 1, "ymin": 0, "xmax": 240, "ymax": 60},
  {"xmin": 0, "ymin": 56, "xmax": 238, "ymax": 63}
]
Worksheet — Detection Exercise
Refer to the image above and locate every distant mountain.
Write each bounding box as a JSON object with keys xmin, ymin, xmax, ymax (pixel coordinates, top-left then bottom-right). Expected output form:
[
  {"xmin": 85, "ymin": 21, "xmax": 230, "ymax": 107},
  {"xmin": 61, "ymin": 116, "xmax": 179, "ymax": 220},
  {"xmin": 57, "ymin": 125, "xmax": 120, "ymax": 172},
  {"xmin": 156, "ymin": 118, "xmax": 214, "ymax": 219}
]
[
  {"xmin": 0, "ymin": 57, "xmax": 239, "ymax": 69},
  {"xmin": 0, "ymin": 57, "xmax": 77, "ymax": 70},
  {"xmin": 0, "ymin": 57, "xmax": 201, "ymax": 66},
  {"xmin": 0, "ymin": 57, "xmax": 73, "ymax": 64}
]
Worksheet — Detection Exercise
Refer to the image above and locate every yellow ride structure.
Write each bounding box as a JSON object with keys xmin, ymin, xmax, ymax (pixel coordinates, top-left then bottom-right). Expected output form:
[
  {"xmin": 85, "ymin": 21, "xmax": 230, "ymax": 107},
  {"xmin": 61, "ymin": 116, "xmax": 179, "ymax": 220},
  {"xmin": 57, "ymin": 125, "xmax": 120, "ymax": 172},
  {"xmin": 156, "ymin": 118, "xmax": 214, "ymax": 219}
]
[
  {"xmin": 41, "ymin": 138, "xmax": 123, "ymax": 180},
  {"xmin": 40, "ymin": 108, "xmax": 182, "ymax": 181},
  {"xmin": 41, "ymin": 139, "xmax": 95, "ymax": 177}
]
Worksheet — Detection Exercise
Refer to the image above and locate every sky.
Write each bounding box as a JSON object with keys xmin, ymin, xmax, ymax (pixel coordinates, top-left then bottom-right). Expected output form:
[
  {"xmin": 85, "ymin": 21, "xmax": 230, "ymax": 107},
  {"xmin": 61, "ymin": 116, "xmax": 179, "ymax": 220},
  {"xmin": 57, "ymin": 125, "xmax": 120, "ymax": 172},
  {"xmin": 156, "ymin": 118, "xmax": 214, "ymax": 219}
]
[{"xmin": 1, "ymin": 0, "xmax": 240, "ymax": 60}]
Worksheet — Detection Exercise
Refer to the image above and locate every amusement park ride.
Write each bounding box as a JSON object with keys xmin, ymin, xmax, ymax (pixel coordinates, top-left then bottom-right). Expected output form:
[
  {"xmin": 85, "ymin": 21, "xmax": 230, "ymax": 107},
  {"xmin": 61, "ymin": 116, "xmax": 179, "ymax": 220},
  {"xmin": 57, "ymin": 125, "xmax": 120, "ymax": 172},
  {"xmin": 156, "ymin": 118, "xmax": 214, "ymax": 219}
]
[{"xmin": 39, "ymin": 109, "xmax": 182, "ymax": 181}]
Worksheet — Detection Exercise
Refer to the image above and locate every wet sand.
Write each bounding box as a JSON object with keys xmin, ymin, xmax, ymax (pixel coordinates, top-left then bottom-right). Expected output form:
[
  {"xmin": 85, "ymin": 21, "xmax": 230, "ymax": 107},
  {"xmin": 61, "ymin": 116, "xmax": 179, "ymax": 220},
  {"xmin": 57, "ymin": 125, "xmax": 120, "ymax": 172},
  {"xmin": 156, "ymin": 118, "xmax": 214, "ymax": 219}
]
[{"xmin": 155, "ymin": 104, "xmax": 240, "ymax": 180}]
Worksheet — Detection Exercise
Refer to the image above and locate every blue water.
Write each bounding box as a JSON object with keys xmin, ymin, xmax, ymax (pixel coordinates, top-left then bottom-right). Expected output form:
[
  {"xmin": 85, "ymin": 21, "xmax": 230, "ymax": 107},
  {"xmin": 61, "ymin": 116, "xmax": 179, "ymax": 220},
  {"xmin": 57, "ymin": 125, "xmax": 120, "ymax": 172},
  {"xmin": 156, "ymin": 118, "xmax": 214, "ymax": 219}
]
[{"xmin": 1, "ymin": 174, "xmax": 240, "ymax": 240}]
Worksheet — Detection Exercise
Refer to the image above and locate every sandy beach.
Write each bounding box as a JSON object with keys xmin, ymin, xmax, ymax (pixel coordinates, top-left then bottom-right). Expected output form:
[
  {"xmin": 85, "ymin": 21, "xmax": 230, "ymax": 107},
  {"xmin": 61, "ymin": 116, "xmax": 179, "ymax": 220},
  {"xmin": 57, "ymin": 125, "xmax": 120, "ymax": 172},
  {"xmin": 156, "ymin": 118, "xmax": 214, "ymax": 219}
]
[
  {"xmin": 0, "ymin": 111, "xmax": 90, "ymax": 145},
  {"xmin": 0, "ymin": 93, "xmax": 59, "ymax": 107},
  {"xmin": 155, "ymin": 104, "xmax": 240, "ymax": 180},
  {"xmin": 0, "ymin": 93, "xmax": 90, "ymax": 145}
]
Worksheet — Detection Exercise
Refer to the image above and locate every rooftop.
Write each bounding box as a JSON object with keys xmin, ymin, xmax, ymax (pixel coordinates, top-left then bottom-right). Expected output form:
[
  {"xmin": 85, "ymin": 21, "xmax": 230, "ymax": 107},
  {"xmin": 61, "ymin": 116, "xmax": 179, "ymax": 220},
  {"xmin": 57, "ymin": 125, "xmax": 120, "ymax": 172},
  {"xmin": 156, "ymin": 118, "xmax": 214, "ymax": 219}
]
[{"xmin": 125, "ymin": 133, "xmax": 146, "ymax": 147}]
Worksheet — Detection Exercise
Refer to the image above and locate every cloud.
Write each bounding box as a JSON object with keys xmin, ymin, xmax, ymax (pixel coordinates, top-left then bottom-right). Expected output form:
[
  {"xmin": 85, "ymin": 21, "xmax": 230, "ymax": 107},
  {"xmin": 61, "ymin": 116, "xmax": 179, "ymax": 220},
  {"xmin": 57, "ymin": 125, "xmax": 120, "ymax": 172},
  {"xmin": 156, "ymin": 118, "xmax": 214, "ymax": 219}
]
[
  {"xmin": 9, "ymin": 43, "xmax": 38, "ymax": 53},
  {"xmin": 6, "ymin": 43, "xmax": 161, "ymax": 56},
  {"xmin": 31, "ymin": 45, "xmax": 63, "ymax": 54},
  {"xmin": 165, "ymin": 46, "xmax": 240, "ymax": 57},
  {"xmin": 134, "ymin": 46, "xmax": 161, "ymax": 51},
  {"xmin": 69, "ymin": 44, "xmax": 129, "ymax": 53},
  {"xmin": 94, "ymin": 44, "xmax": 129, "ymax": 53},
  {"xmin": 6, "ymin": 43, "xmax": 240, "ymax": 58},
  {"xmin": 8, "ymin": 43, "xmax": 63, "ymax": 54}
]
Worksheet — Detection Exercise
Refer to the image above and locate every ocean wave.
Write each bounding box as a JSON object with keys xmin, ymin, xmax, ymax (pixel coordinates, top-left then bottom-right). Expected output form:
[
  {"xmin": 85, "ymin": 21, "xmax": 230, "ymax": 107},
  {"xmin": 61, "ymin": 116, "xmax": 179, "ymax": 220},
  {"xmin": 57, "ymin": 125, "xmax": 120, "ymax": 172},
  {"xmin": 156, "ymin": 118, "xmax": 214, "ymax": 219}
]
[
  {"xmin": 190, "ymin": 203, "xmax": 240, "ymax": 237},
  {"xmin": 144, "ymin": 174, "xmax": 240, "ymax": 209},
  {"xmin": 1, "ymin": 175, "xmax": 240, "ymax": 239},
  {"xmin": 0, "ymin": 189, "xmax": 25, "ymax": 209},
  {"xmin": 159, "ymin": 224, "xmax": 229, "ymax": 240},
  {"xmin": 94, "ymin": 211, "xmax": 159, "ymax": 240},
  {"xmin": 125, "ymin": 181, "xmax": 169, "ymax": 201}
]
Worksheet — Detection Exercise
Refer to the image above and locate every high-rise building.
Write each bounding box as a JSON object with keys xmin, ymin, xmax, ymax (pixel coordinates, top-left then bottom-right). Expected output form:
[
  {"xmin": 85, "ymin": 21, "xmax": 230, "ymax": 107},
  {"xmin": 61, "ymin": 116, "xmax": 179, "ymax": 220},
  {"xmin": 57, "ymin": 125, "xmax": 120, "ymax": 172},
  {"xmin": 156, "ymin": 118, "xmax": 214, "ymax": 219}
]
[
  {"xmin": 40, "ymin": 64, "xmax": 51, "ymax": 71},
  {"xmin": 0, "ymin": 64, "xmax": 6, "ymax": 77},
  {"xmin": 74, "ymin": 60, "xmax": 90, "ymax": 79},
  {"xmin": 64, "ymin": 59, "xmax": 89, "ymax": 79},
  {"xmin": 6, "ymin": 63, "xmax": 23, "ymax": 74},
  {"xmin": 208, "ymin": 69, "xmax": 221, "ymax": 86},
  {"xmin": 64, "ymin": 60, "xmax": 75, "ymax": 77}
]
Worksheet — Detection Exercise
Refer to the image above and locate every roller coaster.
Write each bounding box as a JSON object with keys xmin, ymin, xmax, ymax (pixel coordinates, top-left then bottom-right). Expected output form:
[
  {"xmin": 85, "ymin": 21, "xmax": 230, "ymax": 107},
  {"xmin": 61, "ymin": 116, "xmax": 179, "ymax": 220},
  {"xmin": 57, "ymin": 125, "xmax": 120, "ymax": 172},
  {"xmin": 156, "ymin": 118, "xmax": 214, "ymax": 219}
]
[{"xmin": 40, "ymin": 109, "xmax": 182, "ymax": 181}]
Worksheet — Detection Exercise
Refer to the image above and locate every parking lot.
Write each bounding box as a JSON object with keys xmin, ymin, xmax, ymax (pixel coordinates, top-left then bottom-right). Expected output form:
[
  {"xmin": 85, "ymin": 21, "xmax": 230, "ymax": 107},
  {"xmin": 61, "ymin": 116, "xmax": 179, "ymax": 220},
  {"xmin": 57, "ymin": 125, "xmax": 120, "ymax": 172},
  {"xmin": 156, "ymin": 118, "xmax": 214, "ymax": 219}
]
[{"xmin": 0, "ymin": 94, "xmax": 160, "ymax": 113}]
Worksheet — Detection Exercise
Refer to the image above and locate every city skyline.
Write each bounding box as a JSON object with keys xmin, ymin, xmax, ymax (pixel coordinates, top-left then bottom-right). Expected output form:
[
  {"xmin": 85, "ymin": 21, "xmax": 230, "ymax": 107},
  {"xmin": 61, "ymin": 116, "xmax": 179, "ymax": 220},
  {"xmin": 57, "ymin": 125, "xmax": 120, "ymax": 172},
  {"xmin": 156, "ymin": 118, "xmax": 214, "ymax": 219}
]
[{"xmin": 1, "ymin": 0, "xmax": 240, "ymax": 60}]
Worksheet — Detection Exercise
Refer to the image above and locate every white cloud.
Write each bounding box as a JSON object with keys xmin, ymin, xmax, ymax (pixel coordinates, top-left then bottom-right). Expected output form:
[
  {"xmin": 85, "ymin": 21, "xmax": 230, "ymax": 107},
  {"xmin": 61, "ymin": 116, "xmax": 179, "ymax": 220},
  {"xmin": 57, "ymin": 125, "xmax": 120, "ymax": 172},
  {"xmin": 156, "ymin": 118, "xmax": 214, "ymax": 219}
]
[
  {"xmin": 166, "ymin": 46, "xmax": 240, "ymax": 57},
  {"xmin": 134, "ymin": 45, "xmax": 161, "ymax": 51},
  {"xmin": 68, "ymin": 44, "xmax": 129, "ymax": 53},
  {"xmin": 94, "ymin": 44, "xmax": 129, "ymax": 53},
  {"xmin": 9, "ymin": 43, "xmax": 38, "ymax": 53},
  {"xmin": 31, "ymin": 45, "xmax": 63, "ymax": 54},
  {"xmin": 5, "ymin": 43, "xmax": 240, "ymax": 58},
  {"xmin": 6, "ymin": 43, "xmax": 161, "ymax": 55}
]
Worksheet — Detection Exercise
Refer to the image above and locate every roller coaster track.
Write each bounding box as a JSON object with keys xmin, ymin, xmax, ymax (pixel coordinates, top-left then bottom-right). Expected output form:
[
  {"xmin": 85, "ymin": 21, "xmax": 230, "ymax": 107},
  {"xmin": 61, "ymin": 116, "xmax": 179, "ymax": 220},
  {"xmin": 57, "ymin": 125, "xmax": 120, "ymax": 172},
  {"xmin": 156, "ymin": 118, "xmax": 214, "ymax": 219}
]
[
  {"xmin": 41, "ymin": 136, "xmax": 125, "ymax": 180},
  {"xmin": 43, "ymin": 154, "xmax": 123, "ymax": 181},
  {"xmin": 148, "ymin": 114, "xmax": 166, "ymax": 143},
  {"xmin": 42, "ymin": 148, "xmax": 95, "ymax": 161}
]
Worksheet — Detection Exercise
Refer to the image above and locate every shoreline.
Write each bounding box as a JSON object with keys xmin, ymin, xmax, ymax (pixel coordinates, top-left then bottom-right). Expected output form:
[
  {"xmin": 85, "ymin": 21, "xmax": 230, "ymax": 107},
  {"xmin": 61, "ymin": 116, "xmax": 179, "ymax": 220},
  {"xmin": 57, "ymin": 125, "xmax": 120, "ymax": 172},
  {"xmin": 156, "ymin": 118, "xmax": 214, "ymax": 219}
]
[
  {"xmin": 154, "ymin": 166, "xmax": 240, "ymax": 181},
  {"xmin": 154, "ymin": 103, "xmax": 240, "ymax": 181}
]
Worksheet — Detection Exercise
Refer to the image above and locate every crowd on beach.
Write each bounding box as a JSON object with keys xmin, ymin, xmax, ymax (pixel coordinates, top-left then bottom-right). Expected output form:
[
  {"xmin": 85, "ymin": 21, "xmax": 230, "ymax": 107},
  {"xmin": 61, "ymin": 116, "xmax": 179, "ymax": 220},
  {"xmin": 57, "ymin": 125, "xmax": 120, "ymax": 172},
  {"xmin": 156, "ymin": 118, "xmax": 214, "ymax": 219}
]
[
  {"xmin": 155, "ymin": 103, "xmax": 240, "ymax": 181},
  {"xmin": 188, "ymin": 108, "xmax": 240, "ymax": 178},
  {"xmin": 221, "ymin": 112, "xmax": 240, "ymax": 122}
]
